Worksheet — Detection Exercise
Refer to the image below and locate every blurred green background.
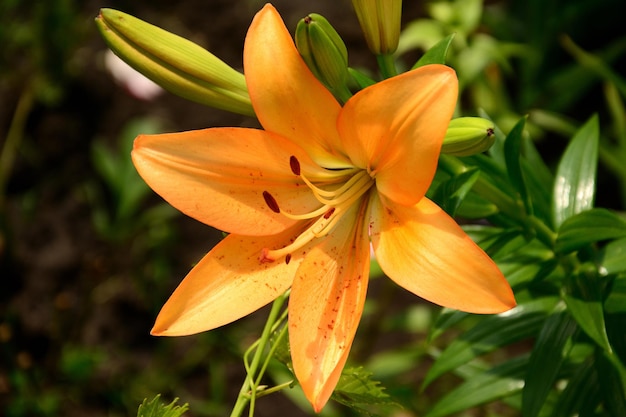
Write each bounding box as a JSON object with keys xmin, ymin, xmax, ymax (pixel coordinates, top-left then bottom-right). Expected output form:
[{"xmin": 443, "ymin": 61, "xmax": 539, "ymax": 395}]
[{"xmin": 1, "ymin": 0, "xmax": 624, "ymax": 416}]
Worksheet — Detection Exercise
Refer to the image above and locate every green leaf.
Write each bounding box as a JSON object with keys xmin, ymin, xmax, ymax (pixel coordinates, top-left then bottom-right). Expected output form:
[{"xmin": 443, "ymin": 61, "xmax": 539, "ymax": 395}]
[
  {"xmin": 428, "ymin": 309, "xmax": 469, "ymax": 343},
  {"xmin": 331, "ymin": 367, "xmax": 400, "ymax": 416},
  {"xmin": 504, "ymin": 116, "xmax": 532, "ymax": 214},
  {"xmin": 550, "ymin": 357, "xmax": 598, "ymax": 417},
  {"xmin": 422, "ymin": 297, "xmax": 558, "ymax": 388},
  {"xmin": 555, "ymin": 208, "xmax": 626, "ymax": 253},
  {"xmin": 413, "ymin": 33, "xmax": 455, "ymax": 68},
  {"xmin": 462, "ymin": 153, "xmax": 518, "ymax": 199},
  {"xmin": 455, "ymin": 191, "xmax": 499, "ymax": 218},
  {"xmin": 432, "ymin": 168, "xmax": 481, "ymax": 217},
  {"xmin": 425, "ymin": 355, "xmax": 528, "ymax": 417},
  {"xmin": 605, "ymin": 277, "xmax": 626, "ymax": 314},
  {"xmin": 595, "ymin": 349, "xmax": 626, "ymax": 416},
  {"xmin": 522, "ymin": 310, "xmax": 578, "ymax": 417},
  {"xmin": 552, "ymin": 115, "xmax": 599, "ymax": 228},
  {"xmin": 599, "ymin": 237, "xmax": 626, "ymax": 275},
  {"xmin": 563, "ymin": 273, "xmax": 612, "ymax": 353},
  {"xmin": 520, "ymin": 136, "xmax": 554, "ymax": 225},
  {"xmin": 137, "ymin": 395, "xmax": 189, "ymax": 417},
  {"xmin": 348, "ymin": 67, "xmax": 376, "ymax": 89}
]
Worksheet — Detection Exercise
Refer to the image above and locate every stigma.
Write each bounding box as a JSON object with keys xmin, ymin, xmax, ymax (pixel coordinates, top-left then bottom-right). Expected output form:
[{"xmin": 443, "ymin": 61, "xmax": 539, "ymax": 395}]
[{"xmin": 259, "ymin": 156, "xmax": 374, "ymax": 263}]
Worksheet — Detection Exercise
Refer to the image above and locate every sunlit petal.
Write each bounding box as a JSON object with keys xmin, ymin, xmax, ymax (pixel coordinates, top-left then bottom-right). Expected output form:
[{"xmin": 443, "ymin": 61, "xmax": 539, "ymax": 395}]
[
  {"xmin": 338, "ymin": 65, "xmax": 458, "ymax": 205},
  {"xmin": 151, "ymin": 226, "xmax": 307, "ymax": 336},
  {"xmin": 289, "ymin": 201, "xmax": 370, "ymax": 411},
  {"xmin": 132, "ymin": 127, "xmax": 322, "ymax": 236},
  {"xmin": 370, "ymin": 194, "xmax": 516, "ymax": 313},
  {"xmin": 244, "ymin": 4, "xmax": 350, "ymax": 168}
]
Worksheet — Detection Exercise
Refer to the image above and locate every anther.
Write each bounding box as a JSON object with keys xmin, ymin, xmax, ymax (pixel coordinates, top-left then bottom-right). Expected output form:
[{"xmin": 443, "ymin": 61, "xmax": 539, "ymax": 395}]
[
  {"xmin": 289, "ymin": 155, "xmax": 301, "ymax": 176},
  {"xmin": 323, "ymin": 207, "xmax": 335, "ymax": 219},
  {"xmin": 285, "ymin": 254, "xmax": 292, "ymax": 264},
  {"xmin": 262, "ymin": 191, "xmax": 280, "ymax": 213},
  {"xmin": 259, "ymin": 248, "xmax": 275, "ymax": 263}
]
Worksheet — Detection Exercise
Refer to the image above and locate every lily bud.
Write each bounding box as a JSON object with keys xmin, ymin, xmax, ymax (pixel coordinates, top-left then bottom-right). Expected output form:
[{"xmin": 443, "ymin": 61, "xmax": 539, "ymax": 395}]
[
  {"xmin": 351, "ymin": 0, "xmax": 402, "ymax": 54},
  {"xmin": 96, "ymin": 9, "xmax": 254, "ymax": 116},
  {"xmin": 442, "ymin": 117, "xmax": 496, "ymax": 156},
  {"xmin": 295, "ymin": 14, "xmax": 352, "ymax": 103}
]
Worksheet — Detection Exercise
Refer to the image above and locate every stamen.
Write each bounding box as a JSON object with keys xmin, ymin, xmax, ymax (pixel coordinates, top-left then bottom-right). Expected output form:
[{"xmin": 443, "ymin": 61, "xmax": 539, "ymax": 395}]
[
  {"xmin": 263, "ymin": 191, "xmax": 280, "ymax": 213},
  {"xmin": 280, "ymin": 205, "xmax": 330, "ymax": 220},
  {"xmin": 301, "ymin": 170, "xmax": 370, "ymax": 201},
  {"xmin": 258, "ymin": 156, "xmax": 376, "ymax": 264},
  {"xmin": 289, "ymin": 155, "xmax": 301, "ymax": 175}
]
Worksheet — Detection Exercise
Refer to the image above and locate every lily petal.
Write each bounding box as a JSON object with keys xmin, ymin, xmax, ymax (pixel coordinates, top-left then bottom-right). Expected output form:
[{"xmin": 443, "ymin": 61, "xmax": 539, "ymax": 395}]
[
  {"xmin": 132, "ymin": 127, "xmax": 321, "ymax": 236},
  {"xmin": 370, "ymin": 194, "xmax": 516, "ymax": 313},
  {"xmin": 289, "ymin": 202, "xmax": 370, "ymax": 411},
  {"xmin": 244, "ymin": 4, "xmax": 350, "ymax": 168},
  {"xmin": 151, "ymin": 226, "xmax": 307, "ymax": 336},
  {"xmin": 338, "ymin": 65, "xmax": 458, "ymax": 206}
]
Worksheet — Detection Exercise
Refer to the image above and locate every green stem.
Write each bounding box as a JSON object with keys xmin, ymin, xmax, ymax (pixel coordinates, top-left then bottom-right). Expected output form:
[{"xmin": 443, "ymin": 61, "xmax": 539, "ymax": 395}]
[
  {"xmin": 254, "ymin": 380, "xmax": 295, "ymax": 399},
  {"xmin": 229, "ymin": 292, "xmax": 289, "ymax": 417},
  {"xmin": 249, "ymin": 310, "xmax": 289, "ymax": 415},
  {"xmin": 335, "ymin": 84, "xmax": 354, "ymax": 105},
  {"xmin": 376, "ymin": 53, "xmax": 397, "ymax": 79},
  {"xmin": 526, "ymin": 215, "xmax": 557, "ymax": 249}
]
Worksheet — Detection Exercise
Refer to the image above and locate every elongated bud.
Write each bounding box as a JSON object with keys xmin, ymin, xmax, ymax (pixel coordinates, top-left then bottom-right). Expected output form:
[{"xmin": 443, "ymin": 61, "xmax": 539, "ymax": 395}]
[
  {"xmin": 95, "ymin": 9, "xmax": 254, "ymax": 116},
  {"xmin": 442, "ymin": 117, "xmax": 496, "ymax": 156},
  {"xmin": 295, "ymin": 14, "xmax": 352, "ymax": 103},
  {"xmin": 351, "ymin": 0, "xmax": 402, "ymax": 54}
]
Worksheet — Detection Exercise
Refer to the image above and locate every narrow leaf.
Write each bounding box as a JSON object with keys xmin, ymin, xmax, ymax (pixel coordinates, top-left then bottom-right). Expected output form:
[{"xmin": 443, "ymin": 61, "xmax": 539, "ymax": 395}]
[
  {"xmin": 595, "ymin": 349, "xmax": 626, "ymax": 416},
  {"xmin": 599, "ymin": 237, "xmax": 626, "ymax": 275},
  {"xmin": 425, "ymin": 355, "xmax": 528, "ymax": 417},
  {"xmin": 552, "ymin": 115, "xmax": 599, "ymax": 228},
  {"xmin": 432, "ymin": 168, "xmax": 481, "ymax": 217},
  {"xmin": 413, "ymin": 33, "xmax": 455, "ymax": 68},
  {"xmin": 550, "ymin": 357, "xmax": 598, "ymax": 417},
  {"xmin": 520, "ymin": 136, "xmax": 554, "ymax": 225},
  {"xmin": 555, "ymin": 208, "xmax": 626, "ymax": 253},
  {"xmin": 604, "ymin": 277, "xmax": 626, "ymax": 314},
  {"xmin": 563, "ymin": 273, "xmax": 612, "ymax": 353},
  {"xmin": 504, "ymin": 117, "xmax": 532, "ymax": 214},
  {"xmin": 422, "ymin": 297, "xmax": 558, "ymax": 388},
  {"xmin": 522, "ymin": 310, "xmax": 578, "ymax": 417}
]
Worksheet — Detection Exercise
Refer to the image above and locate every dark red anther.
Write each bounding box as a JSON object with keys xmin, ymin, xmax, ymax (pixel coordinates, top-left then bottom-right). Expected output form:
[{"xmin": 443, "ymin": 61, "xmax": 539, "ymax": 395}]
[
  {"xmin": 263, "ymin": 191, "xmax": 280, "ymax": 213},
  {"xmin": 323, "ymin": 207, "xmax": 335, "ymax": 219},
  {"xmin": 289, "ymin": 155, "xmax": 301, "ymax": 176},
  {"xmin": 285, "ymin": 254, "xmax": 292, "ymax": 264}
]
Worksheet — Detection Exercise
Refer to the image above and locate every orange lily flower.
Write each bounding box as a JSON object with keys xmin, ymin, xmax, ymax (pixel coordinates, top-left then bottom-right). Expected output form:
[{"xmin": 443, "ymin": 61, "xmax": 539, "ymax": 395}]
[{"xmin": 132, "ymin": 4, "xmax": 516, "ymax": 412}]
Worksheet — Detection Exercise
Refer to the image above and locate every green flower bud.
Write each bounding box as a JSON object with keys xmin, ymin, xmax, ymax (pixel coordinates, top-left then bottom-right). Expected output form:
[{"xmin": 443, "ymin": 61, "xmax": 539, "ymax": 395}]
[
  {"xmin": 442, "ymin": 117, "xmax": 496, "ymax": 156},
  {"xmin": 95, "ymin": 9, "xmax": 254, "ymax": 116},
  {"xmin": 351, "ymin": 0, "xmax": 402, "ymax": 54},
  {"xmin": 295, "ymin": 14, "xmax": 352, "ymax": 103}
]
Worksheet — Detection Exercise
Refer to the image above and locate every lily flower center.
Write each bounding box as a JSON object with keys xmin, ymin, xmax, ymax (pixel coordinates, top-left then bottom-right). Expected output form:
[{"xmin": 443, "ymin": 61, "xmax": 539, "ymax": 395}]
[{"xmin": 260, "ymin": 155, "xmax": 375, "ymax": 263}]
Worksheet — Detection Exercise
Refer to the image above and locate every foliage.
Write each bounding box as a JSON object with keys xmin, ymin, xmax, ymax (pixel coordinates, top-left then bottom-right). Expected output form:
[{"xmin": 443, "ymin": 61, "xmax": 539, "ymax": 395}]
[
  {"xmin": 2, "ymin": 0, "xmax": 625, "ymax": 416},
  {"xmin": 137, "ymin": 395, "xmax": 189, "ymax": 417}
]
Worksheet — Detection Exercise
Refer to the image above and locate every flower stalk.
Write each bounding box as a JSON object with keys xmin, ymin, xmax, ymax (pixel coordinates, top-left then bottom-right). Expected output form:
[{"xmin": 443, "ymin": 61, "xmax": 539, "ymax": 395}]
[{"xmin": 230, "ymin": 291, "xmax": 290, "ymax": 417}]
